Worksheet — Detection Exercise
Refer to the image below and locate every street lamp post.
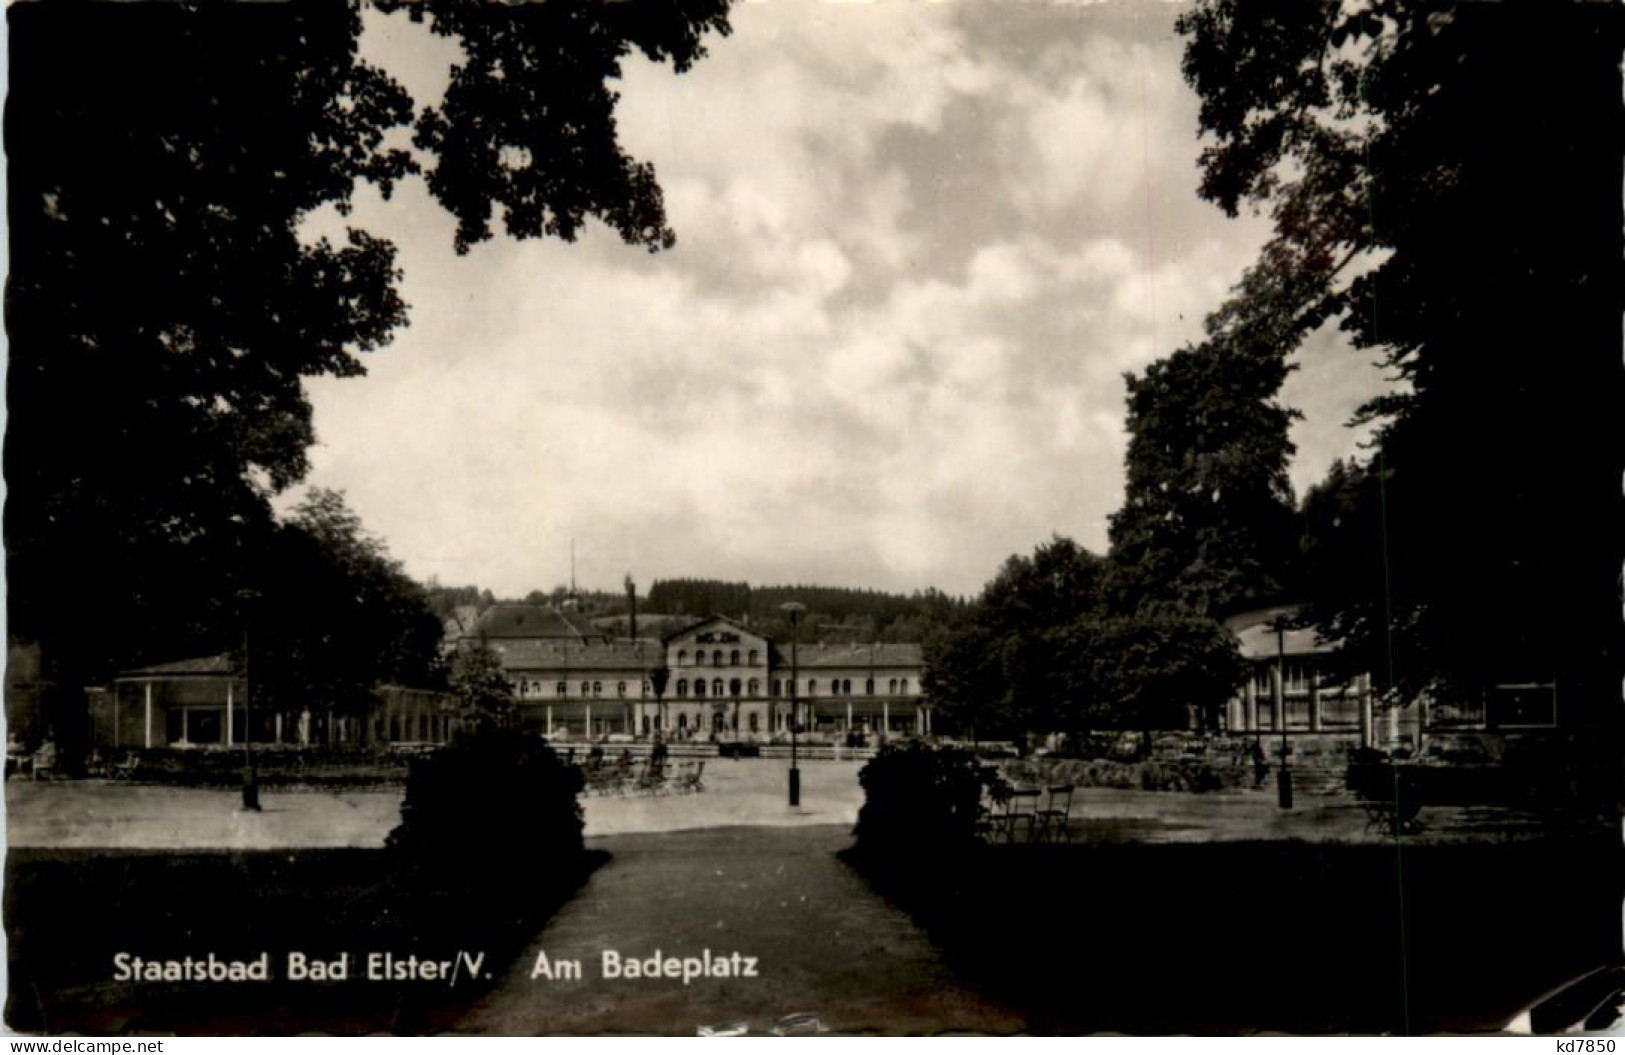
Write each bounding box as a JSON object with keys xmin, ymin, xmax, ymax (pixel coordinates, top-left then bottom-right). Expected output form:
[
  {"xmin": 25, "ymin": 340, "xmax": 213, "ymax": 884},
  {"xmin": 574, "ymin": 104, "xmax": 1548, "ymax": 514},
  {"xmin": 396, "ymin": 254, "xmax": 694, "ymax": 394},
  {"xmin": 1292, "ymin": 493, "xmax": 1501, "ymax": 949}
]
[
  {"xmin": 237, "ymin": 589, "xmax": 262, "ymax": 813},
  {"xmin": 782, "ymin": 602, "xmax": 806, "ymax": 807},
  {"xmin": 1274, "ymin": 617, "xmax": 1293, "ymax": 810}
]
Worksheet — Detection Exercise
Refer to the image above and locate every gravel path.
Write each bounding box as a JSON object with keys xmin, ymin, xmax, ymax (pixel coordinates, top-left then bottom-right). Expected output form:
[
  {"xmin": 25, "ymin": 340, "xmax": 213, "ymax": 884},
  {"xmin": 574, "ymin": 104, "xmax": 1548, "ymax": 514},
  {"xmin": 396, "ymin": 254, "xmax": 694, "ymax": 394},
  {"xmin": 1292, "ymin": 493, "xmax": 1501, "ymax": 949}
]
[{"xmin": 452, "ymin": 825, "xmax": 1024, "ymax": 1036}]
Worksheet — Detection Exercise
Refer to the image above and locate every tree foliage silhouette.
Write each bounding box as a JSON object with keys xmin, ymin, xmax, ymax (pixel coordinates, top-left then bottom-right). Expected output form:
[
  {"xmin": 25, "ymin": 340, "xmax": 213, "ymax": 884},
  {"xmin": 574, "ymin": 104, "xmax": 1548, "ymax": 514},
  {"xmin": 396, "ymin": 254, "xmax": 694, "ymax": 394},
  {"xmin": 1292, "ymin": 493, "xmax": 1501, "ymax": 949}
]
[
  {"xmin": 1178, "ymin": 0, "xmax": 1623, "ymax": 707},
  {"xmin": 5, "ymin": 1, "xmax": 733, "ymax": 751}
]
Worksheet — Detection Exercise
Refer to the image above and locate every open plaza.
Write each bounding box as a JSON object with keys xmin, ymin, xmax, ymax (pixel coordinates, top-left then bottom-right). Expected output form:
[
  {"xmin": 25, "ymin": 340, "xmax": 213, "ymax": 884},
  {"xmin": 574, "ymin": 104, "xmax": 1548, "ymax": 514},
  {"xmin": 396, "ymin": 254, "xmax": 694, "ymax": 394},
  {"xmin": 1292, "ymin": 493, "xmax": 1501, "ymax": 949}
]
[{"xmin": 5, "ymin": 757, "xmax": 1559, "ymax": 851}]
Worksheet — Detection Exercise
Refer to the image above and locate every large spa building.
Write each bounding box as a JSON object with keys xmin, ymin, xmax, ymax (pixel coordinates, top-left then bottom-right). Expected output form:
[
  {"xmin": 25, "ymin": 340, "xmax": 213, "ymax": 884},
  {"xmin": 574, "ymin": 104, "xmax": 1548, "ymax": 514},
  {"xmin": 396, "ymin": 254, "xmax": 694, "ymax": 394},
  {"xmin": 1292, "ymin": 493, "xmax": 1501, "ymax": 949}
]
[{"xmin": 451, "ymin": 604, "xmax": 932, "ymax": 742}]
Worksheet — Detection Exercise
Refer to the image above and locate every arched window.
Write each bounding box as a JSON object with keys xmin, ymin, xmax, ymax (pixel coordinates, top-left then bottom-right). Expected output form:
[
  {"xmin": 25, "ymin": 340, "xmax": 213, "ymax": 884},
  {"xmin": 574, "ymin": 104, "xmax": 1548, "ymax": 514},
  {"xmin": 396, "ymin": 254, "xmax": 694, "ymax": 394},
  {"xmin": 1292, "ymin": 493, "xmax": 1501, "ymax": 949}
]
[
  {"xmin": 900, "ymin": 678, "xmax": 909, "ymax": 694},
  {"xmin": 748, "ymin": 650, "xmax": 759, "ymax": 666},
  {"xmin": 730, "ymin": 649, "xmax": 740, "ymax": 667},
  {"xmin": 713, "ymin": 649, "xmax": 724, "ymax": 667},
  {"xmin": 557, "ymin": 681, "xmax": 568, "ymax": 697},
  {"xmin": 677, "ymin": 679, "xmax": 688, "ymax": 697},
  {"xmin": 678, "ymin": 650, "xmax": 688, "ymax": 667},
  {"xmin": 747, "ymin": 678, "xmax": 760, "ymax": 697},
  {"xmin": 749, "ymin": 712, "xmax": 759, "ymax": 733},
  {"xmin": 678, "ymin": 713, "xmax": 689, "ymax": 731},
  {"xmin": 844, "ymin": 679, "xmax": 853, "ymax": 694},
  {"xmin": 695, "ymin": 680, "xmax": 707, "ymax": 698},
  {"xmin": 593, "ymin": 681, "xmax": 603, "ymax": 697},
  {"xmin": 617, "ymin": 681, "xmax": 627, "ymax": 697},
  {"xmin": 712, "ymin": 678, "xmax": 724, "ymax": 697},
  {"xmin": 808, "ymin": 678, "xmax": 818, "ymax": 696},
  {"xmin": 730, "ymin": 678, "xmax": 742, "ymax": 697},
  {"xmin": 865, "ymin": 678, "xmax": 874, "ymax": 695}
]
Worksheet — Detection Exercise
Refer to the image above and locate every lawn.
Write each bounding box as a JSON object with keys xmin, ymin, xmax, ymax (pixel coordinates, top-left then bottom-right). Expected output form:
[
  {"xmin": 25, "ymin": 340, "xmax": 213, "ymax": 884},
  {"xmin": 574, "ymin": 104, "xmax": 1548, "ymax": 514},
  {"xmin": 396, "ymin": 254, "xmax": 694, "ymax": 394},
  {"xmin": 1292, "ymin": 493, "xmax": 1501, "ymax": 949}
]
[
  {"xmin": 844, "ymin": 835, "xmax": 1622, "ymax": 1035},
  {"xmin": 5, "ymin": 846, "xmax": 604, "ymax": 1035}
]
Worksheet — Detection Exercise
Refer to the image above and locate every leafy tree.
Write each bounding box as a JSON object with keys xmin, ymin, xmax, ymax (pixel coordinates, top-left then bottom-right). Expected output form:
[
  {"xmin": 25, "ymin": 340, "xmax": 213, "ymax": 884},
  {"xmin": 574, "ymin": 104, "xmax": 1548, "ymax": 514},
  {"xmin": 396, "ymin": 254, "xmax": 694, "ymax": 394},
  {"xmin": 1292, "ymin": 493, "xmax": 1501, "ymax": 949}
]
[
  {"xmin": 381, "ymin": 0, "xmax": 731, "ymax": 255},
  {"xmin": 6, "ymin": 1, "xmax": 734, "ymax": 753},
  {"xmin": 1178, "ymin": 0, "xmax": 1623, "ymax": 709},
  {"xmin": 1105, "ymin": 342, "xmax": 1299, "ymax": 619},
  {"xmin": 923, "ymin": 538, "xmax": 1105, "ymax": 741},
  {"xmin": 445, "ymin": 646, "xmax": 517, "ymax": 734},
  {"xmin": 250, "ymin": 490, "xmax": 443, "ymax": 724},
  {"xmin": 1048, "ymin": 616, "xmax": 1244, "ymax": 736},
  {"xmin": 424, "ymin": 583, "xmax": 495, "ymax": 622},
  {"xmin": 923, "ymin": 623, "xmax": 1007, "ymax": 740},
  {"xmin": 978, "ymin": 537, "xmax": 1107, "ymax": 635}
]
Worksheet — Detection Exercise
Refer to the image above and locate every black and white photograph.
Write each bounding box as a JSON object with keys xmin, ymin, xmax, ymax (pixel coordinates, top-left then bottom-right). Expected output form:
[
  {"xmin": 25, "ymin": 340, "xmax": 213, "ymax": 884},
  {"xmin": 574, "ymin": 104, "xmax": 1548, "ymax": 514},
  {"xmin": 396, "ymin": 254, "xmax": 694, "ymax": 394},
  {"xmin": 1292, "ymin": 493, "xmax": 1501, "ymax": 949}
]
[{"xmin": 4, "ymin": 0, "xmax": 1621, "ymax": 1038}]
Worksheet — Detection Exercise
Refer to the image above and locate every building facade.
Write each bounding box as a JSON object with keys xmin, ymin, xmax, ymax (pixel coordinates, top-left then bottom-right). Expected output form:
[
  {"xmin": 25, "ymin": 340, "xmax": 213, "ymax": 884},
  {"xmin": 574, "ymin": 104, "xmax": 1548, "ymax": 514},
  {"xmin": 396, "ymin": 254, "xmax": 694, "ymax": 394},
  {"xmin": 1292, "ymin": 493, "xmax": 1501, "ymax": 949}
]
[
  {"xmin": 1224, "ymin": 607, "xmax": 1376, "ymax": 742},
  {"xmin": 475, "ymin": 610, "xmax": 931, "ymax": 743},
  {"xmin": 96, "ymin": 655, "xmax": 457, "ymax": 751},
  {"xmin": 1222, "ymin": 605, "xmax": 1561, "ymax": 751}
]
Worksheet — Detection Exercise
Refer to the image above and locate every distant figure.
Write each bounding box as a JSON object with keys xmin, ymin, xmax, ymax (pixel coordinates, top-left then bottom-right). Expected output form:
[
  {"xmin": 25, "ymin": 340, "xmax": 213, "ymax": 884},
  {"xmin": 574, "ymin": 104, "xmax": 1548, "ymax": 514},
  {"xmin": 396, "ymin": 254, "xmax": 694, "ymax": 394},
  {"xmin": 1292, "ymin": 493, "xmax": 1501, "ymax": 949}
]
[
  {"xmin": 587, "ymin": 742, "xmax": 604, "ymax": 766},
  {"xmin": 618, "ymin": 747, "xmax": 633, "ymax": 768},
  {"xmin": 651, "ymin": 738, "xmax": 668, "ymax": 765},
  {"xmin": 1250, "ymin": 741, "xmax": 1268, "ymax": 789}
]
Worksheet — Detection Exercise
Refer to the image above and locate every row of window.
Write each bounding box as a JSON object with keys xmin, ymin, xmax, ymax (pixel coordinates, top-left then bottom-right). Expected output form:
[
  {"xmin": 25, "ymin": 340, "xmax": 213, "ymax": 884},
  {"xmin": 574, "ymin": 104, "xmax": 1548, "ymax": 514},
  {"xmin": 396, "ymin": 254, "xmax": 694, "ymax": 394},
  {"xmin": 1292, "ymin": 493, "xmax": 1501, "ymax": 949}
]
[
  {"xmin": 673, "ymin": 677, "xmax": 910, "ymax": 698},
  {"xmin": 1248, "ymin": 661, "xmax": 1316, "ymax": 696},
  {"xmin": 675, "ymin": 649, "xmax": 760, "ymax": 668},
  {"xmin": 513, "ymin": 679, "xmax": 653, "ymax": 699},
  {"xmin": 510, "ymin": 677, "xmax": 914, "ymax": 700}
]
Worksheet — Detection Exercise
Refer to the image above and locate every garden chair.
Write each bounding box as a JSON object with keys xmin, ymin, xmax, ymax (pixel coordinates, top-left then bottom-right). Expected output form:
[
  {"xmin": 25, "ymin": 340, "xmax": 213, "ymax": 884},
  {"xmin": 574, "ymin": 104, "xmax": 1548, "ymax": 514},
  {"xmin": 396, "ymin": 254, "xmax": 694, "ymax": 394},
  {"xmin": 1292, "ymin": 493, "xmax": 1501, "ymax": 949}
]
[
  {"xmin": 636, "ymin": 758, "xmax": 668, "ymax": 796},
  {"xmin": 611, "ymin": 757, "xmax": 634, "ymax": 796},
  {"xmin": 1036, "ymin": 785, "xmax": 1074, "ymax": 842},
  {"xmin": 680, "ymin": 759, "xmax": 706, "ymax": 794},
  {"xmin": 593, "ymin": 763, "xmax": 627, "ymax": 797},
  {"xmin": 975, "ymin": 780, "xmax": 1008, "ymax": 843},
  {"xmin": 30, "ymin": 742, "xmax": 58, "ymax": 781},
  {"xmin": 1003, "ymin": 788, "xmax": 1042, "ymax": 842}
]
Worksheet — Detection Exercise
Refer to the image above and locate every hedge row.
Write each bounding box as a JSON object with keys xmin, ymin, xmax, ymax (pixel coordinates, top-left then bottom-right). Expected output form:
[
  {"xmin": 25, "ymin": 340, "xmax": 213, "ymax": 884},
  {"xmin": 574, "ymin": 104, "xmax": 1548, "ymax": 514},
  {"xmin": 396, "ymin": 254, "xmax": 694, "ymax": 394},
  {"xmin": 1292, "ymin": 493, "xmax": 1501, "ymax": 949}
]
[
  {"xmin": 91, "ymin": 747, "xmax": 413, "ymax": 788},
  {"xmin": 1004, "ymin": 756, "xmax": 1254, "ymax": 793}
]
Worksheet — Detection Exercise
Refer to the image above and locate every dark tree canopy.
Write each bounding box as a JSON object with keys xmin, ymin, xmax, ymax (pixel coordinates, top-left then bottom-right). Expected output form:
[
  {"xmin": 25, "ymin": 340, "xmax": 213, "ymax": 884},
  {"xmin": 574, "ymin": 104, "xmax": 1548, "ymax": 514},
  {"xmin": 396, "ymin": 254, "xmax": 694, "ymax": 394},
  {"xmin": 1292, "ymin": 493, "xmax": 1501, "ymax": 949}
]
[
  {"xmin": 1106, "ymin": 341, "xmax": 1299, "ymax": 619},
  {"xmin": 1178, "ymin": 0, "xmax": 1624, "ymax": 709},
  {"xmin": 923, "ymin": 538, "xmax": 1106, "ymax": 741},
  {"xmin": 252, "ymin": 490, "xmax": 445, "ymax": 718},
  {"xmin": 444, "ymin": 645, "xmax": 518, "ymax": 734},
  {"xmin": 386, "ymin": 0, "xmax": 732, "ymax": 254},
  {"xmin": 925, "ymin": 537, "xmax": 1242, "ymax": 740},
  {"xmin": 1047, "ymin": 615, "xmax": 1243, "ymax": 736},
  {"xmin": 5, "ymin": 1, "xmax": 734, "ymax": 748}
]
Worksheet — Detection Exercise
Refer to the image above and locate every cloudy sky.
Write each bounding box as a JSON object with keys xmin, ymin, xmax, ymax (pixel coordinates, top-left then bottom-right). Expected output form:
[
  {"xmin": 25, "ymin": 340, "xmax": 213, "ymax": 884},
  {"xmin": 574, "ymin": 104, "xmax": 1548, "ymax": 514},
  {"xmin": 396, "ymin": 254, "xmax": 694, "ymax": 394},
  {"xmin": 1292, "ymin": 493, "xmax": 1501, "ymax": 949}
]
[{"xmin": 291, "ymin": 0, "xmax": 1392, "ymax": 601}]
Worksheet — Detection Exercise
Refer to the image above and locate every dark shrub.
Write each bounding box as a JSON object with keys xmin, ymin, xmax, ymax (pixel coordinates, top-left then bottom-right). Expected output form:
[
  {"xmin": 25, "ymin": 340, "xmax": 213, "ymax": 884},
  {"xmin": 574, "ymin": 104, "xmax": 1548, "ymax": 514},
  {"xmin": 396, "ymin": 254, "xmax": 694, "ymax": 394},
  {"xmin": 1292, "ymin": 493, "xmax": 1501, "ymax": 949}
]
[
  {"xmin": 387, "ymin": 726, "xmax": 584, "ymax": 896},
  {"xmin": 854, "ymin": 742, "xmax": 987, "ymax": 859}
]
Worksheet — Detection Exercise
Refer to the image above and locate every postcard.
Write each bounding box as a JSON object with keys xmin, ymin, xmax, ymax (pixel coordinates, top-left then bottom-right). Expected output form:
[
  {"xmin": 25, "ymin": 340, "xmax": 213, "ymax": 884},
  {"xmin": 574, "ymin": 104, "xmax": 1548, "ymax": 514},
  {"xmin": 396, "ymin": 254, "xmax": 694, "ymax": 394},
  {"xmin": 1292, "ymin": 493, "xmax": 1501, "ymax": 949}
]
[{"xmin": 6, "ymin": 0, "xmax": 1620, "ymax": 1037}]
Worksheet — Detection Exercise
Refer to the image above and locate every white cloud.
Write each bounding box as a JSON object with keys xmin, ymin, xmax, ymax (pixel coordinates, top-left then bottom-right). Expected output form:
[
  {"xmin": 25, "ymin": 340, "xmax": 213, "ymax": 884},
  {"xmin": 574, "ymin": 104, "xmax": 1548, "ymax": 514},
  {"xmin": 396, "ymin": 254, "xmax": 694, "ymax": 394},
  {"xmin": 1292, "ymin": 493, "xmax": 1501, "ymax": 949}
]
[{"xmin": 289, "ymin": 1, "xmax": 1395, "ymax": 599}]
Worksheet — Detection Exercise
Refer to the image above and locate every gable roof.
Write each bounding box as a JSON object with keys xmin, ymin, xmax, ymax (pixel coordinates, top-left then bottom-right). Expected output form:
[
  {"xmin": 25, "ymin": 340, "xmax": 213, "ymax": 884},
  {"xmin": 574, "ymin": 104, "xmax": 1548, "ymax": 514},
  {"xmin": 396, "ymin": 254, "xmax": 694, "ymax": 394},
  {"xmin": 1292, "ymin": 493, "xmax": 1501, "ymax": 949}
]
[
  {"xmin": 466, "ymin": 603, "xmax": 598, "ymax": 641},
  {"xmin": 118, "ymin": 654, "xmax": 237, "ymax": 677},
  {"xmin": 490, "ymin": 639, "xmax": 663, "ymax": 672},
  {"xmin": 661, "ymin": 613, "xmax": 762, "ymax": 643},
  {"xmin": 779, "ymin": 642, "xmax": 923, "ymax": 669},
  {"xmin": 1225, "ymin": 605, "xmax": 1337, "ymax": 660}
]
